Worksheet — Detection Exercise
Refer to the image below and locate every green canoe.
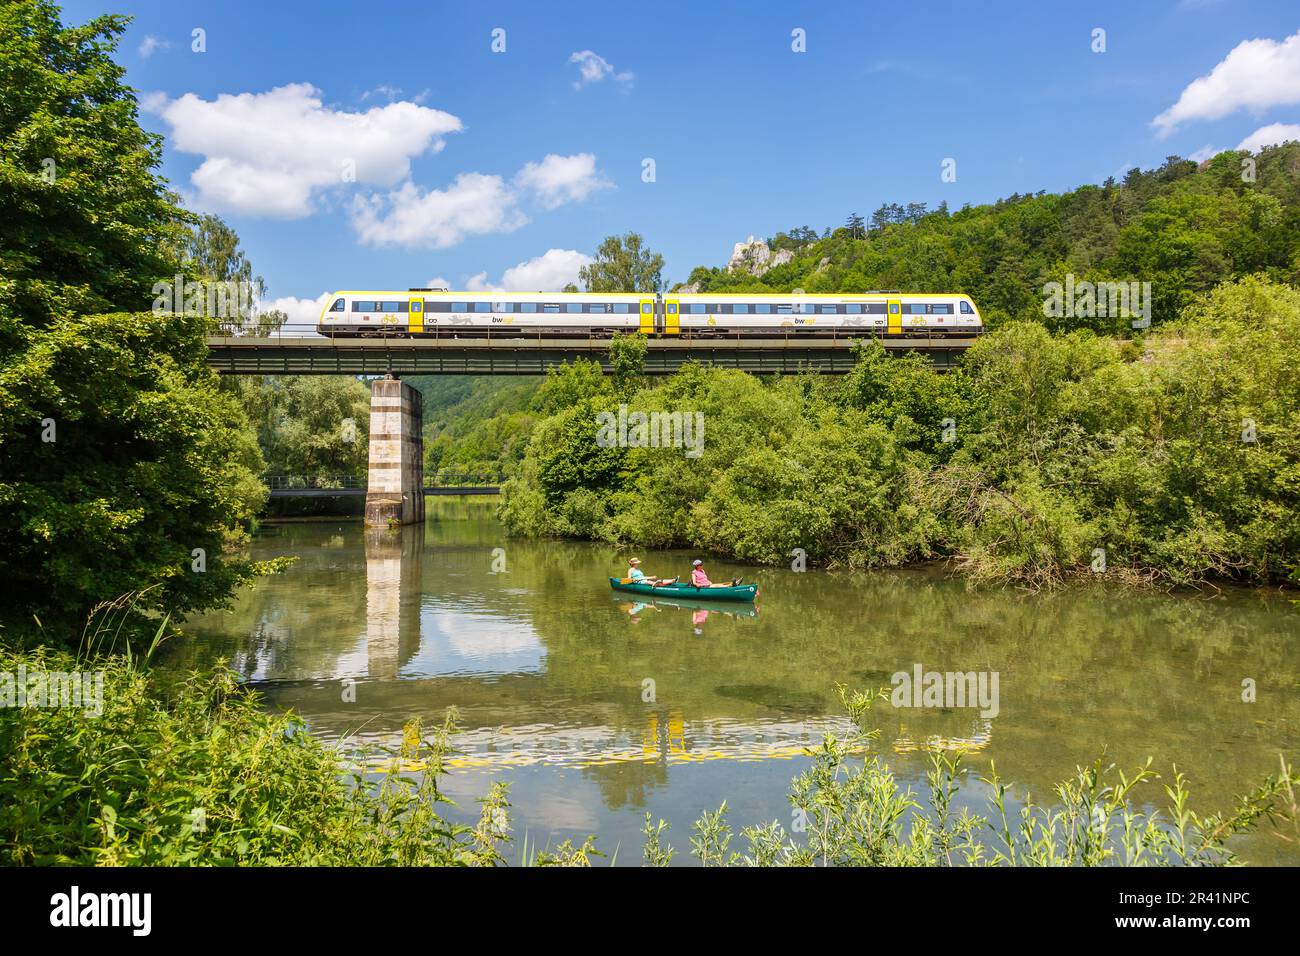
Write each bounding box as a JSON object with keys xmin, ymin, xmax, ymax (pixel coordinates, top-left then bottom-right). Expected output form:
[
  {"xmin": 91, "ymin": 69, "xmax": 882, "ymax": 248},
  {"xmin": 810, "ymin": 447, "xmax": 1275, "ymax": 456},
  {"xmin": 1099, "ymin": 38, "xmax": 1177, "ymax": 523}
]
[{"xmin": 609, "ymin": 577, "xmax": 759, "ymax": 602}]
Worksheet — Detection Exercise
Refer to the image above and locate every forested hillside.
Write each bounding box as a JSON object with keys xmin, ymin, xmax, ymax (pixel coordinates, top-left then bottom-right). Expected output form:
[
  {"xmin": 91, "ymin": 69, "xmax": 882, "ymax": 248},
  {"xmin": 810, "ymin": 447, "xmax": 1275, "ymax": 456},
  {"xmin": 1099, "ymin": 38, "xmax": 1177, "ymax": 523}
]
[{"xmin": 684, "ymin": 147, "xmax": 1300, "ymax": 332}]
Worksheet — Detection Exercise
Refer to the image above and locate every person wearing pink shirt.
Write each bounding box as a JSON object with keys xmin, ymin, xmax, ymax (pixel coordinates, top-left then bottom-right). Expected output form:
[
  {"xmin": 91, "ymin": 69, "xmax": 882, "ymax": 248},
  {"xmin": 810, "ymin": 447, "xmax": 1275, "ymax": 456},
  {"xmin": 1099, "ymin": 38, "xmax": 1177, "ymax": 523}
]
[{"xmin": 690, "ymin": 559, "xmax": 741, "ymax": 588}]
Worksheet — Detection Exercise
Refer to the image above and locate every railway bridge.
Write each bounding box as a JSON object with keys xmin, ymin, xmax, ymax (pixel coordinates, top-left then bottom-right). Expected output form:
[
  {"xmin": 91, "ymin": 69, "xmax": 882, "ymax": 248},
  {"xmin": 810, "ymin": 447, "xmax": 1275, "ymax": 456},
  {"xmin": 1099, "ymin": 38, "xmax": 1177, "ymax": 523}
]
[
  {"xmin": 209, "ymin": 325, "xmax": 976, "ymax": 528},
  {"xmin": 206, "ymin": 326, "xmax": 975, "ymax": 376}
]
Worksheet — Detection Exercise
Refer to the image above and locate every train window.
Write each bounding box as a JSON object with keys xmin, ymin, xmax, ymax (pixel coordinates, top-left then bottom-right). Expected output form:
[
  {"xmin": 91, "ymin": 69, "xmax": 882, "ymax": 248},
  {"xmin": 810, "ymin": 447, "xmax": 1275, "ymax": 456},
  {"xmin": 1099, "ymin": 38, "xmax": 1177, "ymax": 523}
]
[
  {"xmin": 474, "ymin": 302, "xmax": 491, "ymax": 312},
  {"xmin": 613, "ymin": 304, "xmax": 630, "ymax": 314},
  {"xmin": 491, "ymin": 302, "xmax": 511, "ymax": 313},
  {"xmin": 566, "ymin": 303, "xmax": 582, "ymax": 313},
  {"xmin": 754, "ymin": 304, "xmax": 771, "ymax": 314},
  {"xmin": 518, "ymin": 303, "xmax": 536, "ymax": 313},
  {"xmin": 588, "ymin": 304, "xmax": 606, "ymax": 314},
  {"xmin": 776, "ymin": 304, "xmax": 792, "ymax": 314},
  {"xmin": 819, "ymin": 305, "xmax": 838, "ymax": 314},
  {"xmin": 425, "ymin": 302, "xmax": 450, "ymax": 312},
  {"xmin": 543, "ymin": 304, "xmax": 560, "ymax": 313},
  {"xmin": 329, "ymin": 298, "xmax": 345, "ymax": 312},
  {"xmin": 688, "ymin": 304, "xmax": 705, "ymax": 314},
  {"xmin": 666, "ymin": 304, "xmax": 678, "ymax": 314},
  {"xmin": 641, "ymin": 303, "xmax": 653, "ymax": 314},
  {"xmin": 889, "ymin": 303, "xmax": 899, "ymax": 314},
  {"xmin": 960, "ymin": 301, "xmax": 974, "ymax": 314},
  {"xmin": 908, "ymin": 303, "xmax": 926, "ymax": 314},
  {"xmin": 451, "ymin": 302, "xmax": 468, "ymax": 312},
  {"xmin": 868, "ymin": 304, "xmax": 886, "ymax": 314},
  {"xmin": 932, "ymin": 303, "xmax": 952, "ymax": 314},
  {"xmin": 411, "ymin": 301, "xmax": 423, "ymax": 312},
  {"xmin": 731, "ymin": 304, "xmax": 749, "ymax": 314},
  {"xmin": 845, "ymin": 304, "xmax": 862, "ymax": 314},
  {"xmin": 352, "ymin": 300, "xmax": 375, "ymax": 312}
]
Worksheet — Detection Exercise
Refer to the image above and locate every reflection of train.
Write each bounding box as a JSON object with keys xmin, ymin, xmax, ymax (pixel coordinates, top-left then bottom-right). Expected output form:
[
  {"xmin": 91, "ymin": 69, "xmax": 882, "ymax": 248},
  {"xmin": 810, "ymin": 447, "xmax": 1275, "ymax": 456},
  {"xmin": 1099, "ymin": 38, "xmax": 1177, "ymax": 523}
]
[{"xmin": 316, "ymin": 289, "xmax": 983, "ymax": 338}]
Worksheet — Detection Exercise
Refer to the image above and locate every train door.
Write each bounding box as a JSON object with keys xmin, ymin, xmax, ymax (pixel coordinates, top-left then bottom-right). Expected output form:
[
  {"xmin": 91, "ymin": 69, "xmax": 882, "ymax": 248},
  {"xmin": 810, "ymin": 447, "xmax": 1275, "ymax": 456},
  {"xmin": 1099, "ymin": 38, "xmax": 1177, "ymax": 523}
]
[
  {"xmin": 639, "ymin": 297, "xmax": 655, "ymax": 334},
  {"xmin": 663, "ymin": 296, "xmax": 680, "ymax": 335},
  {"xmin": 408, "ymin": 296, "xmax": 424, "ymax": 335},
  {"xmin": 887, "ymin": 298, "xmax": 902, "ymax": 334}
]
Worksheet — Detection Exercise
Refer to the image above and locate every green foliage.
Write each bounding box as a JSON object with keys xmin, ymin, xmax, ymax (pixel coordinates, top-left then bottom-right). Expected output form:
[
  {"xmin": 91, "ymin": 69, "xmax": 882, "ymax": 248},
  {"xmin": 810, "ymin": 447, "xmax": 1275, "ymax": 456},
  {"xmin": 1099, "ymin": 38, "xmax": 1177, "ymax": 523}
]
[
  {"xmin": 0, "ymin": 309, "xmax": 269, "ymax": 639},
  {"xmin": 501, "ymin": 276, "xmax": 1300, "ymax": 588},
  {"xmin": 578, "ymin": 232, "xmax": 664, "ymax": 292},
  {"xmin": 245, "ymin": 376, "xmax": 371, "ymax": 478},
  {"xmin": 685, "ymin": 149, "xmax": 1300, "ymax": 331},
  {"xmin": 0, "ymin": 645, "xmax": 509, "ymax": 865},
  {"xmin": 0, "ymin": 2, "xmax": 278, "ymax": 642},
  {"xmin": 0, "ymin": 0, "xmax": 188, "ymax": 332},
  {"xmin": 607, "ymin": 331, "xmax": 646, "ymax": 398},
  {"xmin": 656, "ymin": 689, "xmax": 1299, "ymax": 867}
]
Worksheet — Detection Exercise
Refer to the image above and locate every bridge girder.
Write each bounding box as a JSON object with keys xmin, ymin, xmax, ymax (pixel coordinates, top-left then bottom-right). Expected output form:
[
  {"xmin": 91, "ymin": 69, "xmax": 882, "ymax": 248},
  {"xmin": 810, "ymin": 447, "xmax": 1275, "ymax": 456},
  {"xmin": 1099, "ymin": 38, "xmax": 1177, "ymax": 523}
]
[{"xmin": 205, "ymin": 335, "xmax": 974, "ymax": 376}]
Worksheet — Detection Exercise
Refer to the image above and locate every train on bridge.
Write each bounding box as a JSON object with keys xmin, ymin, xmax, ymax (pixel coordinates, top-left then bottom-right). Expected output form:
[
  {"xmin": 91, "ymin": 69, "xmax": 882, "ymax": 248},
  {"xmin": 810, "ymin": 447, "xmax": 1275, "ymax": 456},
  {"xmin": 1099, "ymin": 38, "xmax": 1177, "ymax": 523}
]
[{"xmin": 316, "ymin": 289, "xmax": 983, "ymax": 339}]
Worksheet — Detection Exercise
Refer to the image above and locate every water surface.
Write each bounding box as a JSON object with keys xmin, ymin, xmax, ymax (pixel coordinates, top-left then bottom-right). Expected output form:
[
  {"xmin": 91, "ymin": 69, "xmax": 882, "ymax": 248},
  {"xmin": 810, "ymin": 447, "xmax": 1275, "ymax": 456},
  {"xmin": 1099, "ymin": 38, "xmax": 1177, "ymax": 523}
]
[{"xmin": 172, "ymin": 501, "xmax": 1300, "ymax": 865}]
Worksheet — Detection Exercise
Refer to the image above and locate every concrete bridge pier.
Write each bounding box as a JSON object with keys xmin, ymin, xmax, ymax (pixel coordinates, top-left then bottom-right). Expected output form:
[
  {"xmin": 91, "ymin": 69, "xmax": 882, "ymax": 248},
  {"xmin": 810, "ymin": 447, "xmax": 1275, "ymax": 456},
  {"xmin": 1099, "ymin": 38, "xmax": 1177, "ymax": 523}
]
[{"xmin": 364, "ymin": 376, "xmax": 425, "ymax": 526}]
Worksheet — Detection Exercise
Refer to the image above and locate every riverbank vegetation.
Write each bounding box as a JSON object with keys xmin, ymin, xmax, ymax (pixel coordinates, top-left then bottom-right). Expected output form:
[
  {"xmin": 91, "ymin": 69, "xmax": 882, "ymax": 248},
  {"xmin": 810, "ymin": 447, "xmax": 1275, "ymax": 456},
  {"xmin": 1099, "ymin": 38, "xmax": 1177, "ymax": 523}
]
[
  {"xmin": 646, "ymin": 689, "xmax": 1299, "ymax": 867},
  {"xmin": 4, "ymin": 650, "xmax": 1294, "ymax": 866},
  {"xmin": 500, "ymin": 276, "xmax": 1300, "ymax": 589}
]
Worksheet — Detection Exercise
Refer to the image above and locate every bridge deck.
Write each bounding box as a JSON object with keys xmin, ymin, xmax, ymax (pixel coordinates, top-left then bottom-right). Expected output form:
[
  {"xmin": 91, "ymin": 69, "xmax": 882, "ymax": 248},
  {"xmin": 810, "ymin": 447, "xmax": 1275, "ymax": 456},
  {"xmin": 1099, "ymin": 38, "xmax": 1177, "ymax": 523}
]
[{"xmin": 207, "ymin": 334, "xmax": 975, "ymax": 375}]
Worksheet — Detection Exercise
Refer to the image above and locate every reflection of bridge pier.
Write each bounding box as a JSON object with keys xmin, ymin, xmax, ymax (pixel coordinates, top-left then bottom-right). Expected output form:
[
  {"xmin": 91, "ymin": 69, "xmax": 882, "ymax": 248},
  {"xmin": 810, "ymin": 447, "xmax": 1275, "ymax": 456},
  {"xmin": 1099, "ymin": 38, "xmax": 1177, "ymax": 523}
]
[
  {"xmin": 364, "ymin": 525, "xmax": 424, "ymax": 680},
  {"xmin": 364, "ymin": 376, "xmax": 424, "ymax": 527}
]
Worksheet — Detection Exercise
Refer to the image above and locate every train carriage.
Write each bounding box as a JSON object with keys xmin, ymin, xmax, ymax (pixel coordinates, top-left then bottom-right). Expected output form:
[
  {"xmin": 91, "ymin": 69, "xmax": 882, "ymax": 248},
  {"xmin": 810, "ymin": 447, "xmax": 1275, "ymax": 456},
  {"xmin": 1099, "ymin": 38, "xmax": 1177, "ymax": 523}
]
[{"xmin": 316, "ymin": 289, "xmax": 982, "ymax": 338}]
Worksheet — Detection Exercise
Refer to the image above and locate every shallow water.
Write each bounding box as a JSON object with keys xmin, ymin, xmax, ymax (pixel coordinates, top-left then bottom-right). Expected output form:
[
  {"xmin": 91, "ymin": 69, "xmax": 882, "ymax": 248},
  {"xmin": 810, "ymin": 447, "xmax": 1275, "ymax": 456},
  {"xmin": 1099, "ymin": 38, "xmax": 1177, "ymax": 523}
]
[{"xmin": 170, "ymin": 500, "xmax": 1300, "ymax": 865}]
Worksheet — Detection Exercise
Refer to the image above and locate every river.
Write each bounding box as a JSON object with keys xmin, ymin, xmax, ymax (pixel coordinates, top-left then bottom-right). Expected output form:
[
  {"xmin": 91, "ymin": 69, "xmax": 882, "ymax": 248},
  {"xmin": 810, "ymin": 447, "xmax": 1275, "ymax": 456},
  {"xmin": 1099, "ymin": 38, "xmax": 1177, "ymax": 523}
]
[{"xmin": 168, "ymin": 500, "xmax": 1300, "ymax": 865}]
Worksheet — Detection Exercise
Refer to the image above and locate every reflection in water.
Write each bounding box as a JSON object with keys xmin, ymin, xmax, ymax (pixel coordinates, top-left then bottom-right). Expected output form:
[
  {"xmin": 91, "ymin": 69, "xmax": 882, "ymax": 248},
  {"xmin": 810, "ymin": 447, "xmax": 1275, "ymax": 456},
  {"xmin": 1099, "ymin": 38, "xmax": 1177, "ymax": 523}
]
[
  {"xmin": 172, "ymin": 502, "xmax": 1300, "ymax": 864},
  {"xmin": 363, "ymin": 527, "xmax": 422, "ymax": 680}
]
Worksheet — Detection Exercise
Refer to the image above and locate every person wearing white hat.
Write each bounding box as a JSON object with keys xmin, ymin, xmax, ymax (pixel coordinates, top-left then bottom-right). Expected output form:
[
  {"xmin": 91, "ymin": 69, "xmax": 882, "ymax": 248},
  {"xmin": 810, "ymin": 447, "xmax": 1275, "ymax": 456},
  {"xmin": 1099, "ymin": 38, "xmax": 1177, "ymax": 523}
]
[{"xmin": 626, "ymin": 556, "xmax": 674, "ymax": 586}]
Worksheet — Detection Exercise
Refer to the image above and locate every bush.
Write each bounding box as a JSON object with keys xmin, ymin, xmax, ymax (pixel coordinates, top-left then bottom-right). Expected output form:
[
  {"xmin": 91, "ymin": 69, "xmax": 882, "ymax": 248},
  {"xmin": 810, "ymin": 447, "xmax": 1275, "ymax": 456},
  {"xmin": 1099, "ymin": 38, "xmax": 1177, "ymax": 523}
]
[{"xmin": 0, "ymin": 645, "xmax": 508, "ymax": 866}]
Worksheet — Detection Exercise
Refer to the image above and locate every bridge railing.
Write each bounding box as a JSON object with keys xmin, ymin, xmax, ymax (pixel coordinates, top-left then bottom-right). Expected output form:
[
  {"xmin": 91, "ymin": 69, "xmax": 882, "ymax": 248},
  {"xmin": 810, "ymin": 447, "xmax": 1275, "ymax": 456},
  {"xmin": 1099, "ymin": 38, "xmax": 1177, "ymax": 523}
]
[
  {"xmin": 265, "ymin": 472, "xmax": 504, "ymax": 490},
  {"xmin": 265, "ymin": 474, "xmax": 365, "ymax": 490}
]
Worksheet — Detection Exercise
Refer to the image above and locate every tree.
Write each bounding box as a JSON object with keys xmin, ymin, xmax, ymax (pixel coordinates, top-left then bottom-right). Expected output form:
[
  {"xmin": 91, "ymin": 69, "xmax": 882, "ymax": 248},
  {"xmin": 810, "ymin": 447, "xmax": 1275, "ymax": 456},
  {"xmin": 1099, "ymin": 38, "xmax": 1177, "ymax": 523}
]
[
  {"xmin": 845, "ymin": 213, "xmax": 866, "ymax": 239},
  {"xmin": 0, "ymin": 1, "xmax": 269, "ymax": 641},
  {"xmin": 578, "ymin": 233, "xmax": 665, "ymax": 292},
  {"xmin": 0, "ymin": 0, "xmax": 187, "ymax": 334},
  {"xmin": 256, "ymin": 377, "xmax": 370, "ymax": 478}
]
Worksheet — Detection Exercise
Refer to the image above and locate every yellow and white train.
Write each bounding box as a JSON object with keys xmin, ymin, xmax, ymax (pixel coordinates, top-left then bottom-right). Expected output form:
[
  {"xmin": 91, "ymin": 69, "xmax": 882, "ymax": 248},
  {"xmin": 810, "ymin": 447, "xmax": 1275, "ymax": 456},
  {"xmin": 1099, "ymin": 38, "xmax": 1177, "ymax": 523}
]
[{"xmin": 316, "ymin": 289, "xmax": 982, "ymax": 338}]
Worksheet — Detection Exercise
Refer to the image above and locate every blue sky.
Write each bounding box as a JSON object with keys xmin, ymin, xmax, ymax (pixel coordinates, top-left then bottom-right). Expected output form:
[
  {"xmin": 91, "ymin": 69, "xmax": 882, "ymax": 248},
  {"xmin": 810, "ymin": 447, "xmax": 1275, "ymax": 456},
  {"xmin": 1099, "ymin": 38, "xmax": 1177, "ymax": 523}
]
[{"xmin": 60, "ymin": 0, "xmax": 1300, "ymax": 319}]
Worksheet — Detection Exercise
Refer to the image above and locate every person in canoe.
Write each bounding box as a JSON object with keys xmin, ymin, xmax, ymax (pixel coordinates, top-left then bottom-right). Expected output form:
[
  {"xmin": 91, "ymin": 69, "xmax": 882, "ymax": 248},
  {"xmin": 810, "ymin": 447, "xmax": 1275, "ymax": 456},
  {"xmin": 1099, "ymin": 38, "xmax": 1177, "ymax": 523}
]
[
  {"xmin": 690, "ymin": 559, "xmax": 742, "ymax": 588},
  {"xmin": 626, "ymin": 557, "xmax": 677, "ymax": 587}
]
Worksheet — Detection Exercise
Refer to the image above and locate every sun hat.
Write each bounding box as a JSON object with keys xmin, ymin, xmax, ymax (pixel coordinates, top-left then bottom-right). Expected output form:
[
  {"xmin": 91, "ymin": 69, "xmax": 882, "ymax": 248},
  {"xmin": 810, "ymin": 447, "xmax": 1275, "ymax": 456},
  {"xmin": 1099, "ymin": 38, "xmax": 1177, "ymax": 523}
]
[
  {"xmin": 629, "ymin": 557, "xmax": 641, "ymax": 565},
  {"xmin": 692, "ymin": 559, "xmax": 703, "ymax": 566}
]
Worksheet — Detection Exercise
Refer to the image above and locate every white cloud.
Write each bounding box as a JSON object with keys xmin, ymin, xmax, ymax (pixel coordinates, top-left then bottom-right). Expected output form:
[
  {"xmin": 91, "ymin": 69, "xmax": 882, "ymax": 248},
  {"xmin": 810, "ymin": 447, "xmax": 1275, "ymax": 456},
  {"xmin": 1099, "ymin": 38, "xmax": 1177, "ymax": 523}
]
[
  {"xmin": 1236, "ymin": 122, "xmax": 1300, "ymax": 152},
  {"xmin": 425, "ymin": 277, "xmax": 450, "ymax": 290},
  {"xmin": 350, "ymin": 174, "xmax": 526, "ymax": 248},
  {"xmin": 1188, "ymin": 144, "xmax": 1218, "ymax": 163},
  {"xmin": 1153, "ymin": 30, "xmax": 1300, "ymax": 136},
  {"xmin": 148, "ymin": 83, "xmax": 462, "ymax": 218},
  {"xmin": 569, "ymin": 50, "xmax": 633, "ymax": 89},
  {"xmin": 138, "ymin": 35, "xmax": 170, "ymax": 58},
  {"xmin": 259, "ymin": 293, "xmax": 331, "ymax": 330},
  {"xmin": 354, "ymin": 154, "xmax": 610, "ymax": 248},
  {"xmin": 515, "ymin": 153, "xmax": 611, "ymax": 209},
  {"xmin": 464, "ymin": 249, "xmax": 594, "ymax": 292}
]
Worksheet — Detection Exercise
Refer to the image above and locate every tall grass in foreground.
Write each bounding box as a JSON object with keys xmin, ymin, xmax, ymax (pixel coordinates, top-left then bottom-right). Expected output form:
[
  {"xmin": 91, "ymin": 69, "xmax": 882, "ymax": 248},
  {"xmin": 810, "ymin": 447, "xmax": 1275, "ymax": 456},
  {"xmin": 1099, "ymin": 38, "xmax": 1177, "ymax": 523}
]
[
  {"xmin": 1, "ymin": 651, "xmax": 1295, "ymax": 866},
  {"xmin": 638, "ymin": 688, "xmax": 1299, "ymax": 867}
]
